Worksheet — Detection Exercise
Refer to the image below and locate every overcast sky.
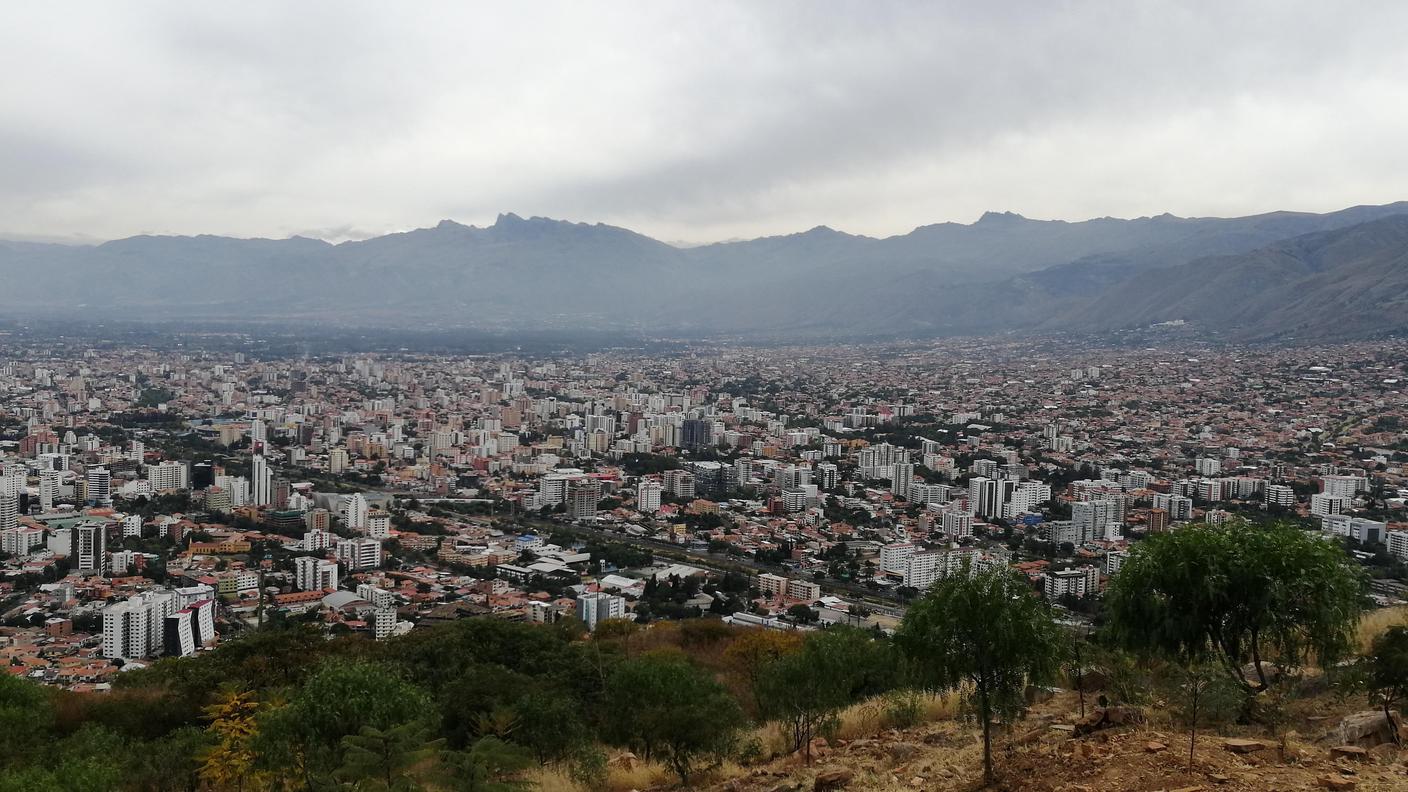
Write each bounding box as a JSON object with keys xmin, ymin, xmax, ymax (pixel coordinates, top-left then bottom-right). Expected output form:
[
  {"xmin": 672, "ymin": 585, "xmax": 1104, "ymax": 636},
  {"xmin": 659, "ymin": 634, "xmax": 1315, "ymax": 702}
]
[{"xmin": 3, "ymin": 2, "xmax": 1407, "ymax": 244}]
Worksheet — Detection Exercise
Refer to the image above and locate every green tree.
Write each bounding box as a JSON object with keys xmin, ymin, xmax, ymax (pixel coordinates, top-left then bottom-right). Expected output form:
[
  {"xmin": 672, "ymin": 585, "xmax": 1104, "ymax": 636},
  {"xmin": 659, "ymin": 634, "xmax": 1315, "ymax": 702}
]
[
  {"xmin": 786, "ymin": 604, "xmax": 819, "ymax": 624},
  {"xmin": 0, "ymin": 674, "xmax": 55, "ymax": 768},
  {"xmin": 439, "ymin": 737, "xmax": 534, "ymax": 792},
  {"xmin": 895, "ymin": 567, "xmax": 1063, "ymax": 783},
  {"xmin": 1365, "ymin": 625, "xmax": 1408, "ymax": 744},
  {"xmin": 256, "ymin": 660, "xmax": 433, "ymax": 781},
  {"xmin": 1106, "ymin": 520, "xmax": 1366, "ymax": 693},
  {"xmin": 1163, "ymin": 664, "xmax": 1245, "ymax": 773},
  {"xmin": 758, "ymin": 626, "xmax": 896, "ymax": 763},
  {"xmin": 603, "ymin": 653, "xmax": 745, "ymax": 785},
  {"xmin": 334, "ymin": 721, "xmax": 444, "ymax": 791}
]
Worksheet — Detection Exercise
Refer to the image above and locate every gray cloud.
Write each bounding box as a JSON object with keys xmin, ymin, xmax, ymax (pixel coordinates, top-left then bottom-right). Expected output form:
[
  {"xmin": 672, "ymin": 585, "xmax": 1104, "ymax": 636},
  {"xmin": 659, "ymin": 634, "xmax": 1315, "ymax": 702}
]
[{"xmin": 2, "ymin": 1, "xmax": 1407, "ymax": 244}]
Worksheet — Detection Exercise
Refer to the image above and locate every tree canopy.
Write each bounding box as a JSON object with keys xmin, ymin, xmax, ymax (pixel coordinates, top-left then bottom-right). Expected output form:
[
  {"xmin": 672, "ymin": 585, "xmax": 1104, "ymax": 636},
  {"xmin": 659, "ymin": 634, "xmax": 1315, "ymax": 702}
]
[
  {"xmin": 1105, "ymin": 520, "xmax": 1367, "ymax": 692},
  {"xmin": 895, "ymin": 566, "xmax": 1063, "ymax": 781}
]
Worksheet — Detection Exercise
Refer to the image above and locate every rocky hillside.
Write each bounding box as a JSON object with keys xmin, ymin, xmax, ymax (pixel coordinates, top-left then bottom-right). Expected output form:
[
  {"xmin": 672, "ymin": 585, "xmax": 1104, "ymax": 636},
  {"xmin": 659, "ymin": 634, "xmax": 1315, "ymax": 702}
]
[{"xmin": 691, "ymin": 691, "xmax": 1407, "ymax": 792}]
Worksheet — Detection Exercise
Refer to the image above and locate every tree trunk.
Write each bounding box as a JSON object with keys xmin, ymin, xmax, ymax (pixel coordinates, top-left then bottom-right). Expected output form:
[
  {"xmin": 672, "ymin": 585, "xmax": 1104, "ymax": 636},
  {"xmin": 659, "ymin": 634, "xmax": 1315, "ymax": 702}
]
[
  {"xmin": 1188, "ymin": 693, "xmax": 1200, "ymax": 774},
  {"xmin": 1188, "ymin": 724, "xmax": 1196, "ymax": 774},
  {"xmin": 979, "ymin": 679, "xmax": 994, "ymax": 783}
]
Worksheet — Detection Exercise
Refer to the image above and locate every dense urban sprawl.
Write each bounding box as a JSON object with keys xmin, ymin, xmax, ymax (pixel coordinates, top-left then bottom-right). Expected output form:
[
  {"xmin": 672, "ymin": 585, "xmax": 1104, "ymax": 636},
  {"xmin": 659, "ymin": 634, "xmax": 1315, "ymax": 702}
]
[{"xmin": 1, "ymin": 336, "xmax": 1406, "ymax": 689}]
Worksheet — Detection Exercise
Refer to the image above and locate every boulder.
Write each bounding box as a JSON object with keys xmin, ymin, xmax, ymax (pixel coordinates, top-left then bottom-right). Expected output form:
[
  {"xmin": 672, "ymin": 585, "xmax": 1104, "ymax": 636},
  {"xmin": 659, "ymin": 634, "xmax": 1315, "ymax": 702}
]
[
  {"xmin": 1316, "ymin": 775, "xmax": 1357, "ymax": 790},
  {"xmin": 813, "ymin": 768, "xmax": 854, "ymax": 792},
  {"xmin": 1319, "ymin": 710, "xmax": 1404, "ymax": 748},
  {"xmin": 1146, "ymin": 741, "xmax": 1168, "ymax": 753}
]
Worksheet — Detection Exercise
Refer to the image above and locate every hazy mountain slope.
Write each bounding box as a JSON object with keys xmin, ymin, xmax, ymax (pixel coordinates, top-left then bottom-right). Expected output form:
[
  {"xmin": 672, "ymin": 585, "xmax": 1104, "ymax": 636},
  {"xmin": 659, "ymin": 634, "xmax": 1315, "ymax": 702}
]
[
  {"xmin": 1054, "ymin": 214, "xmax": 1408, "ymax": 339},
  {"xmin": 1, "ymin": 202, "xmax": 1405, "ymax": 339}
]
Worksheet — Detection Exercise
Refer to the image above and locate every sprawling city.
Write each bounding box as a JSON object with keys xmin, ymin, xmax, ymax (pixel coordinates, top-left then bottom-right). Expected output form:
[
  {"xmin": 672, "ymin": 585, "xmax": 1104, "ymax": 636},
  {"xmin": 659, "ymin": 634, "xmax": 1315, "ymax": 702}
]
[
  {"xmin": 5, "ymin": 3, "xmax": 1408, "ymax": 791},
  {"xmin": 1, "ymin": 330, "xmax": 1405, "ymax": 788}
]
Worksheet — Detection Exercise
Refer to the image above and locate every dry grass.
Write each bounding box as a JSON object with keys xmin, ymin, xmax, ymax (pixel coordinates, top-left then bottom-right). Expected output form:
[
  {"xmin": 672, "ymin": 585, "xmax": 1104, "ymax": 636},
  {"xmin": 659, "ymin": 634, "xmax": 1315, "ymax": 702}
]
[
  {"xmin": 530, "ymin": 757, "xmax": 675, "ymax": 792},
  {"xmin": 528, "ymin": 690, "xmax": 964, "ymax": 792},
  {"xmin": 1357, "ymin": 604, "xmax": 1408, "ymax": 652}
]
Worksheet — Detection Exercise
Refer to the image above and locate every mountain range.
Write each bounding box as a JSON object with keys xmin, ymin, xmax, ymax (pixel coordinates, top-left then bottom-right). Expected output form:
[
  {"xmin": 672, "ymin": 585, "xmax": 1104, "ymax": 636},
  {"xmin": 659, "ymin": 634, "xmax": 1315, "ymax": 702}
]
[{"xmin": 2, "ymin": 203, "xmax": 1407, "ymax": 342}]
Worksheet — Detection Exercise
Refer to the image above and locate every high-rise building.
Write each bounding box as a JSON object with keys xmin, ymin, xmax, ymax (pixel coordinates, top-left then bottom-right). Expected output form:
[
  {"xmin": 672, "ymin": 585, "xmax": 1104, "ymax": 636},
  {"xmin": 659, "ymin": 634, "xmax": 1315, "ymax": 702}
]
[
  {"xmin": 1147, "ymin": 507, "xmax": 1170, "ymax": 534},
  {"xmin": 214, "ymin": 475, "xmax": 249, "ymax": 507},
  {"xmin": 681, "ymin": 418, "xmax": 712, "ymax": 450},
  {"xmin": 576, "ymin": 591, "xmax": 625, "ymax": 630},
  {"xmin": 295, "ymin": 556, "xmax": 339, "ymax": 591},
  {"xmin": 341, "ymin": 492, "xmax": 369, "ymax": 530},
  {"xmin": 1044, "ymin": 566, "xmax": 1099, "ymax": 600},
  {"xmin": 1265, "ymin": 484, "xmax": 1295, "ymax": 509},
  {"xmin": 636, "ymin": 480, "xmax": 662, "ymax": 513},
  {"xmin": 1310, "ymin": 493, "xmax": 1351, "ymax": 518},
  {"xmin": 85, "ymin": 467, "xmax": 112, "ymax": 506},
  {"xmin": 73, "ymin": 521, "xmax": 107, "ymax": 575},
  {"xmin": 0, "ymin": 494, "xmax": 18, "ymax": 533},
  {"xmin": 39, "ymin": 469, "xmax": 61, "ymax": 512},
  {"xmin": 250, "ymin": 418, "xmax": 267, "ymax": 451},
  {"xmin": 968, "ymin": 476, "xmax": 1000, "ymax": 518},
  {"xmin": 191, "ymin": 461, "xmax": 215, "ymax": 490},
  {"xmin": 336, "ymin": 537, "xmax": 382, "ymax": 570},
  {"xmin": 371, "ymin": 607, "xmax": 397, "ymax": 640},
  {"xmin": 1072, "ymin": 499, "xmax": 1123, "ymax": 543},
  {"xmin": 356, "ymin": 583, "xmax": 394, "ymax": 608},
  {"xmin": 251, "ymin": 454, "xmax": 273, "ymax": 507},
  {"xmin": 1321, "ymin": 475, "xmax": 1365, "ymax": 499},
  {"xmin": 147, "ymin": 461, "xmax": 189, "ymax": 492},
  {"xmin": 662, "ymin": 469, "xmax": 695, "ymax": 499},
  {"xmin": 890, "ymin": 462, "xmax": 916, "ymax": 500},
  {"xmin": 102, "ymin": 590, "xmax": 178, "ymax": 659},
  {"xmin": 879, "ymin": 542, "xmax": 916, "ymax": 575},
  {"xmin": 942, "ymin": 510, "xmax": 974, "ymax": 539},
  {"xmin": 568, "ymin": 479, "xmax": 602, "ymax": 521},
  {"xmin": 163, "ymin": 600, "xmax": 216, "ymax": 657}
]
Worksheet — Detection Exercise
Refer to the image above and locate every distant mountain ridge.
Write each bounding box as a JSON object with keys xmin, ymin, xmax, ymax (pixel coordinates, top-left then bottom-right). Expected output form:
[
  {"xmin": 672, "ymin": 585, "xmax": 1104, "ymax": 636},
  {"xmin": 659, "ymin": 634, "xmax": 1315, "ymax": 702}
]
[{"xmin": 2, "ymin": 203, "xmax": 1407, "ymax": 341}]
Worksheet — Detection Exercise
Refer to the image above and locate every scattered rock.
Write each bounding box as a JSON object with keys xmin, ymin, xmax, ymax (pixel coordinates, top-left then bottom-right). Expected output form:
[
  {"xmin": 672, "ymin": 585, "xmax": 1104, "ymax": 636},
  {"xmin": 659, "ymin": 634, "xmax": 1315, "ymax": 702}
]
[
  {"xmin": 1224, "ymin": 739, "xmax": 1273, "ymax": 754},
  {"xmin": 1073, "ymin": 705, "xmax": 1144, "ymax": 736},
  {"xmin": 887, "ymin": 742, "xmax": 922, "ymax": 763},
  {"xmin": 1170, "ymin": 786, "xmax": 1205, "ymax": 792},
  {"xmin": 1330, "ymin": 745, "xmax": 1370, "ymax": 761},
  {"xmin": 1316, "ymin": 775, "xmax": 1357, "ymax": 790},
  {"xmin": 908, "ymin": 777, "xmax": 924, "ymax": 788},
  {"xmin": 812, "ymin": 768, "xmax": 854, "ymax": 792},
  {"xmin": 1146, "ymin": 741, "xmax": 1168, "ymax": 753},
  {"xmin": 1208, "ymin": 773, "xmax": 1232, "ymax": 784}
]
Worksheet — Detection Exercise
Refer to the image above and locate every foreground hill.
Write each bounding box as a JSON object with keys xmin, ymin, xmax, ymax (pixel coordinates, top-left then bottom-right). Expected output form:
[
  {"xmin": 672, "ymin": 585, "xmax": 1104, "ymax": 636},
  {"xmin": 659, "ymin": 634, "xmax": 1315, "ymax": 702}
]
[{"xmin": 1, "ymin": 203, "xmax": 1406, "ymax": 340}]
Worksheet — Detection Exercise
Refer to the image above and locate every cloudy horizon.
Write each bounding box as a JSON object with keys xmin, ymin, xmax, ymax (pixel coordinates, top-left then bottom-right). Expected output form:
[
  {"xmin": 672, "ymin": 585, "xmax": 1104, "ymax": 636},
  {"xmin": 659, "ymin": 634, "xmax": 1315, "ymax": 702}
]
[{"xmin": 4, "ymin": 2, "xmax": 1408, "ymax": 245}]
